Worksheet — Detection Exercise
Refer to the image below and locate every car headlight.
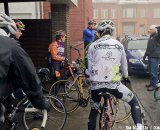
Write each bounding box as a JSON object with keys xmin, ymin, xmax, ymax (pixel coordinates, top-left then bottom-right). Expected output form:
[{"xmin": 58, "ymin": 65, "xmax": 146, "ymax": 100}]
[{"xmin": 129, "ymin": 59, "xmax": 141, "ymax": 64}]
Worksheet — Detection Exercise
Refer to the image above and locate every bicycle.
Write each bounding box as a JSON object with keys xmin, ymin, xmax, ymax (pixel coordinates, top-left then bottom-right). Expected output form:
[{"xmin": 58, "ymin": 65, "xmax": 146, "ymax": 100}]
[
  {"xmin": 49, "ymin": 73, "xmax": 131, "ymax": 124},
  {"xmin": 37, "ymin": 66, "xmax": 55, "ymax": 93},
  {"xmin": 98, "ymin": 91, "xmax": 132, "ymax": 130},
  {"xmin": 1, "ymin": 95, "xmax": 67, "ymax": 130},
  {"xmin": 37, "ymin": 46, "xmax": 83, "ymax": 93},
  {"xmin": 49, "ymin": 73, "xmax": 89, "ymax": 114}
]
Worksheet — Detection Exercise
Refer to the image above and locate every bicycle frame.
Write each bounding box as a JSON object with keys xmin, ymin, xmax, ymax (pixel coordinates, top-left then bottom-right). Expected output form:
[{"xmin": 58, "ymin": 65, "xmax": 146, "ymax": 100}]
[
  {"xmin": 2, "ymin": 96, "xmax": 47, "ymax": 130},
  {"xmin": 68, "ymin": 73, "xmax": 89, "ymax": 99},
  {"xmin": 100, "ymin": 94, "xmax": 115, "ymax": 129}
]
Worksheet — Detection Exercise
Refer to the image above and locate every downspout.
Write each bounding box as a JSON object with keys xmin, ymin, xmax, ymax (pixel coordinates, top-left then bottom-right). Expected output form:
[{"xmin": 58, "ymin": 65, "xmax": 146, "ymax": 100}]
[{"xmin": 4, "ymin": 1, "xmax": 9, "ymax": 15}]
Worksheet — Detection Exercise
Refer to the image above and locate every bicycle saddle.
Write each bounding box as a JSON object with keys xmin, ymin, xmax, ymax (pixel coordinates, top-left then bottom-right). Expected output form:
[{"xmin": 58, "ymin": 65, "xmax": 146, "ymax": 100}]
[
  {"xmin": 0, "ymin": 103, "xmax": 5, "ymax": 126},
  {"xmin": 98, "ymin": 92, "xmax": 110, "ymax": 96}
]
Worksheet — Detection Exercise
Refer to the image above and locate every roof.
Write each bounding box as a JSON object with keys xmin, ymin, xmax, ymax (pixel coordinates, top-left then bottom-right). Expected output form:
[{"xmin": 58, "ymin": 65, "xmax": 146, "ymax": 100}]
[{"xmin": 0, "ymin": 0, "xmax": 45, "ymax": 2}]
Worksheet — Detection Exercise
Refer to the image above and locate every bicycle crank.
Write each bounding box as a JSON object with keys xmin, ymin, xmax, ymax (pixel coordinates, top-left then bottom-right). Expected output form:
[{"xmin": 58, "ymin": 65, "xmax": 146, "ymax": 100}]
[{"xmin": 80, "ymin": 98, "xmax": 88, "ymax": 107}]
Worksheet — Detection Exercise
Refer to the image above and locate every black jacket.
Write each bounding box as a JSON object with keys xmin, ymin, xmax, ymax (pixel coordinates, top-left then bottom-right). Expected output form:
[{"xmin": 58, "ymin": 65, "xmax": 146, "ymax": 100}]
[
  {"xmin": 144, "ymin": 33, "xmax": 160, "ymax": 58},
  {"xmin": 0, "ymin": 36, "xmax": 46, "ymax": 109}
]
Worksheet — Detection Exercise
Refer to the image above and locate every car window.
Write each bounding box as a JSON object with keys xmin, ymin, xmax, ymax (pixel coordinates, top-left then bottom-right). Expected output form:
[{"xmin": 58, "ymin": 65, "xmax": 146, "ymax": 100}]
[{"xmin": 128, "ymin": 39, "xmax": 148, "ymax": 50}]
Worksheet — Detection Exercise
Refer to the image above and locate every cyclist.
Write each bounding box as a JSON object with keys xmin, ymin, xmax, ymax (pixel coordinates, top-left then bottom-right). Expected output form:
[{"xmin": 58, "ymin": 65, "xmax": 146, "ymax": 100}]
[
  {"xmin": 14, "ymin": 19, "xmax": 25, "ymax": 40},
  {"xmin": 48, "ymin": 30, "xmax": 67, "ymax": 81},
  {"xmin": 83, "ymin": 19, "xmax": 97, "ymax": 49},
  {"xmin": 0, "ymin": 13, "xmax": 50, "ymax": 124},
  {"xmin": 83, "ymin": 19, "xmax": 97, "ymax": 72},
  {"xmin": 87, "ymin": 20, "xmax": 143, "ymax": 130}
]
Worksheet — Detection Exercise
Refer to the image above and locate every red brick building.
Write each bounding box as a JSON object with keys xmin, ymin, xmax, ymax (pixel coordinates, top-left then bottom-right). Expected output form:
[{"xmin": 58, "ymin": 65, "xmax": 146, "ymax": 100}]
[
  {"xmin": 93, "ymin": 0, "xmax": 160, "ymax": 37},
  {"xmin": 69, "ymin": 0, "xmax": 93, "ymax": 60},
  {"xmin": 42, "ymin": 0, "xmax": 93, "ymax": 60}
]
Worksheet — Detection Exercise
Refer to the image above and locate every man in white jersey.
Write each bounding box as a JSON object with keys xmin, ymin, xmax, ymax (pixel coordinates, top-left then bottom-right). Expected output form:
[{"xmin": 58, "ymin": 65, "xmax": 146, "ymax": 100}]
[{"xmin": 87, "ymin": 20, "xmax": 143, "ymax": 130}]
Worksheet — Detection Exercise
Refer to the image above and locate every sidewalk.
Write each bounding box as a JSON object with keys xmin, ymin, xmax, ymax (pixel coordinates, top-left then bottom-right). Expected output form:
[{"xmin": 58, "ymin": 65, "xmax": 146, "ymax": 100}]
[
  {"xmin": 63, "ymin": 77, "xmax": 154, "ymax": 130},
  {"xmin": 63, "ymin": 97, "xmax": 134, "ymax": 130}
]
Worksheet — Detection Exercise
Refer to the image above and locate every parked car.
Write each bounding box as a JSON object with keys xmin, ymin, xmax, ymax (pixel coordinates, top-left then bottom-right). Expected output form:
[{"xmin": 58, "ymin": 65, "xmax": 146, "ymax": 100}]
[{"xmin": 121, "ymin": 36, "xmax": 149, "ymax": 75}]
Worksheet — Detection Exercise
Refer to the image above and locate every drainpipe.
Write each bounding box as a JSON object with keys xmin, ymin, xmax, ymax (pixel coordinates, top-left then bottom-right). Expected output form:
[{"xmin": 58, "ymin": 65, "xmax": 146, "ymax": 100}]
[{"xmin": 4, "ymin": 1, "xmax": 9, "ymax": 15}]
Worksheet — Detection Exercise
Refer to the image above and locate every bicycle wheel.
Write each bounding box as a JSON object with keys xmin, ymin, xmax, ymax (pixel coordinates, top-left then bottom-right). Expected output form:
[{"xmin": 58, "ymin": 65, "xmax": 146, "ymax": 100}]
[
  {"xmin": 49, "ymin": 80, "xmax": 81, "ymax": 113},
  {"xmin": 153, "ymin": 87, "xmax": 160, "ymax": 101},
  {"xmin": 38, "ymin": 73, "xmax": 55, "ymax": 93},
  {"xmin": 99, "ymin": 103, "xmax": 112, "ymax": 130},
  {"xmin": 115, "ymin": 99, "xmax": 131, "ymax": 123},
  {"xmin": 23, "ymin": 96, "xmax": 67, "ymax": 130}
]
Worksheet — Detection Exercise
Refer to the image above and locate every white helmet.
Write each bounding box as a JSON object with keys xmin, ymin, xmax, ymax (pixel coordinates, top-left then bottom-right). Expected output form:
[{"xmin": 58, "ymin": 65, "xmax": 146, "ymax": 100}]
[
  {"xmin": 96, "ymin": 20, "xmax": 115, "ymax": 33},
  {"xmin": 0, "ymin": 13, "xmax": 17, "ymax": 36}
]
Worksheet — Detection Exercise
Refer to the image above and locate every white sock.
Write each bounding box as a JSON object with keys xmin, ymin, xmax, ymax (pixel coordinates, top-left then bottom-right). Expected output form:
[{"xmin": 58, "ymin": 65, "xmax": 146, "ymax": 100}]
[{"xmin": 136, "ymin": 123, "xmax": 143, "ymax": 130}]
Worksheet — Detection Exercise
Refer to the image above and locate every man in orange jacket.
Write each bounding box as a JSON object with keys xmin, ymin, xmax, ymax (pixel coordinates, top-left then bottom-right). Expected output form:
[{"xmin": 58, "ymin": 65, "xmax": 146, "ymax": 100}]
[{"xmin": 48, "ymin": 30, "xmax": 67, "ymax": 81}]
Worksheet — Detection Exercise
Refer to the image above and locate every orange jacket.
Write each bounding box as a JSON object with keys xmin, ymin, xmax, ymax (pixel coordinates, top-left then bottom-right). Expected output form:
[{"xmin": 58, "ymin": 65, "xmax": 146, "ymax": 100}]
[{"xmin": 48, "ymin": 41, "xmax": 65, "ymax": 62}]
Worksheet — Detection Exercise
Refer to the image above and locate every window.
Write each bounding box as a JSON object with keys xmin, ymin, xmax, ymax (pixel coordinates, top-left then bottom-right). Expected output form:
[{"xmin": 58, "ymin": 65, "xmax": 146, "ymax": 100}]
[
  {"xmin": 140, "ymin": 8, "xmax": 145, "ymax": 18},
  {"xmin": 123, "ymin": 24, "xmax": 135, "ymax": 35},
  {"xmin": 122, "ymin": 8, "xmax": 136, "ymax": 18},
  {"xmin": 128, "ymin": 39, "xmax": 148, "ymax": 50},
  {"xmin": 101, "ymin": 9, "xmax": 108, "ymax": 19},
  {"xmin": 111, "ymin": 9, "xmax": 116, "ymax": 19},
  {"xmin": 140, "ymin": 24, "xmax": 145, "ymax": 35},
  {"xmin": 153, "ymin": 8, "xmax": 160, "ymax": 18},
  {"xmin": 93, "ymin": 9, "xmax": 98, "ymax": 19}
]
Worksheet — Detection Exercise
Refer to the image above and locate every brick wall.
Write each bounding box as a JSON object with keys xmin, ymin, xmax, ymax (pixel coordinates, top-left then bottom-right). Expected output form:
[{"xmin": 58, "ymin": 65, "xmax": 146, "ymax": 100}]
[
  {"xmin": 50, "ymin": 4, "xmax": 70, "ymax": 59},
  {"xmin": 42, "ymin": 1, "xmax": 51, "ymax": 19},
  {"xmin": 93, "ymin": 2, "xmax": 160, "ymax": 37},
  {"xmin": 42, "ymin": 0, "xmax": 93, "ymax": 61},
  {"xmin": 69, "ymin": 0, "xmax": 93, "ymax": 61}
]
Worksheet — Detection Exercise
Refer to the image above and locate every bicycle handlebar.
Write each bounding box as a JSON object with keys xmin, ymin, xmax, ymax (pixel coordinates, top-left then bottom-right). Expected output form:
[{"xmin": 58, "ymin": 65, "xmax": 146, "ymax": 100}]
[{"xmin": 41, "ymin": 109, "xmax": 47, "ymax": 128}]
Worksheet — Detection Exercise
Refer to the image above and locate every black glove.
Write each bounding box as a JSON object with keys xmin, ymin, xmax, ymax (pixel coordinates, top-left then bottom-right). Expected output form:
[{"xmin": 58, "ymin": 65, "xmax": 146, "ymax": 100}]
[
  {"xmin": 64, "ymin": 57, "xmax": 69, "ymax": 62},
  {"xmin": 30, "ymin": 96, "xmax": 50, "ymax": 110},
  {"xmin": 122, "ymin": 77, "xmax": 130, "ymax": 85},
  {"xmin": 62, "ymin": 57, "xmax": 69, "ymax": 67}
]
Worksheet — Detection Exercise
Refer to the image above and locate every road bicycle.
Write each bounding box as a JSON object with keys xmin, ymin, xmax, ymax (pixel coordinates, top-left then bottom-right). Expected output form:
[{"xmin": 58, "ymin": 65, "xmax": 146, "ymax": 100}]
[
  {"xmin": 37, "ymin": 46, "xmax": 83, "ymax": 93},
  {"xmin": 1, "ymin": 95, "xmax": 67, "ymax": 130},
  {"xmin": 98, "ymin": 91, "xmax": 132, "ymax": 130},
  {"xmin": 37, "ymin": 67, "xmax": 55, "ymax": 93},
  {"xmin": 49, "ymin": 74, "xmax": 131, "ymax": 124},
  {"xmin": 49, "ymin": 73, "xmax": 89, "ymax": 114}
]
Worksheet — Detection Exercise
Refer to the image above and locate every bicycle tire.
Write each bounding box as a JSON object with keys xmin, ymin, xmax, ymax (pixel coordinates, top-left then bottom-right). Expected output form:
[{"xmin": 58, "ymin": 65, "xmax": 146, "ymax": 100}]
[
  {"xmin": 99, "ymin": 104, "xmax": 111, "ymax": 130},
  {"xmin": 49, "ymin": 80, "xmax": 81, "ymax": 113},
  {"xmin": 38, "ymin": 73, "xmax": 55, "ymax": 93},
  {"xmin": 115, "ymin": 99, "xmax": 131, "ymax": 123},
  {"xmin": 23, "ymin": 96, "xmax": 67, "ymax": 130},
  {"xmin": 153, "ymin": 87, "xmax": 160, "ymax": 101}
]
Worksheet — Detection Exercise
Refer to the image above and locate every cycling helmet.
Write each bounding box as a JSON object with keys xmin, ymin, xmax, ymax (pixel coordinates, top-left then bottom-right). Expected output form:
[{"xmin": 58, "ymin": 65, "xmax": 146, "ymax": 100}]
[
  {"xmin": 55, "ymin": 30, "xmax": 66, "ymax": 37},
  {"xmin": 96, "ymin": 20, "xmax": 115, "ymax": 33},
  {"xmin": 88, "ymin": 19, "xmax": 97, "ymax": 25},
  {"xmin": 14, "ymin": 19, "xmax": 25, "ymax": 30},
  {"xmin": 0, "ymin": 13, "xmax": 17, "ymax": 36}
]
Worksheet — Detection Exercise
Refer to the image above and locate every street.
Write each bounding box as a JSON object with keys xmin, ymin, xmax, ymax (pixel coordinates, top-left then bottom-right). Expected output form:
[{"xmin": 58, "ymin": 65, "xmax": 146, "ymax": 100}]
[{"xmin": 63, "ymin": 76, "xmax": 160, "ymax": 130}]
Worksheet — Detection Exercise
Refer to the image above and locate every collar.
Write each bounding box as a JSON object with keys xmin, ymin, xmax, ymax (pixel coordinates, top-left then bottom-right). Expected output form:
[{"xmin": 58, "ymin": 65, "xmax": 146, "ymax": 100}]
[{"xmin": 102, "ymin": 35, "xmax": 112, "ymax": 39}]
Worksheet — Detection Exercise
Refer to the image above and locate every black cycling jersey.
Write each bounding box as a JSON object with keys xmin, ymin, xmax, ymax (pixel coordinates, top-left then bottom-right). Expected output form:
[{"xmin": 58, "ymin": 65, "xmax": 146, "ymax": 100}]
[{"xmin": 0, "ymin": 36, "xmax": 47, "ymax": 109}]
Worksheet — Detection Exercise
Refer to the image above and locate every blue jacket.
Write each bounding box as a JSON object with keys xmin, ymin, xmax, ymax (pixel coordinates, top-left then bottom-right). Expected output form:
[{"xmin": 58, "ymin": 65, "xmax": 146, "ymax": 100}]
[{"xmin": 83, "ymin": 28, "xmax": 96, "ymax": 44}]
